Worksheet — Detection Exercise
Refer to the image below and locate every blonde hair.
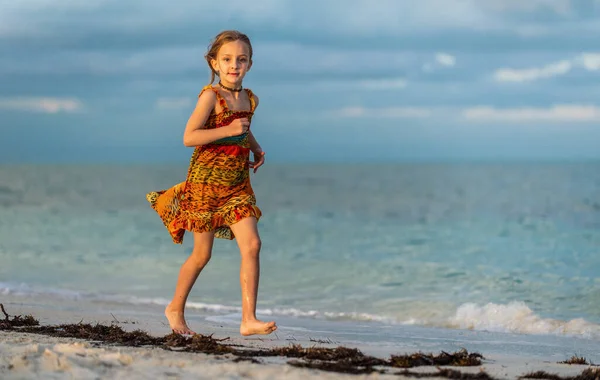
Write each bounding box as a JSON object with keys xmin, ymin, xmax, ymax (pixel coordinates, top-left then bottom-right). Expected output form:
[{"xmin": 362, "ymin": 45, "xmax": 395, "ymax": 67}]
[{"xmin": 204, "ymin": 30, "xmax": 253, "ymax": 84}]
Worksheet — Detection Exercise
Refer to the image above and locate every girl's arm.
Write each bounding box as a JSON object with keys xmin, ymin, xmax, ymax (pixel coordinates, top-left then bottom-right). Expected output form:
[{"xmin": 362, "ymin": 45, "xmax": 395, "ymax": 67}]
[
  {"xmin": 249, "ymin": 131, "xmax": 265, "ymax": 173},
  {"xmin": 249, "ymin": 95, "xmax": 263, "ymax": 153},
  {"xmin": 248, "ymin": 95, "xmax": 265, "ymax": 173},
  {"xmin": 183, "ymin": 90, "xmax": 245, "ymax": 147},
  {"xmin": 248, "ymin": 131, "xmax": 263, "ymax": 154}
]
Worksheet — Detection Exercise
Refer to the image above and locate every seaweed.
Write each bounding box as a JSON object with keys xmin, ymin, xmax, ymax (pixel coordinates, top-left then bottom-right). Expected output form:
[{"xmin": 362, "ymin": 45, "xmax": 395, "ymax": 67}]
[
  {"xmin": 520, "ymin": 368, "xmax": 600, "ymax": 380},
  {"xmin": 559, "ymin": 356, "xmax": 589, "ymax": 365},
  {"xmin": 0, "ymin": 304, "xmax": 39, "ymax": 329},
  {"xmin": 397, "ymin": 368, "xmax": 496, "ymax": 379},
  {"xmin": 390, "ymin": 349, "xmax": 483, "ymax": 368},
  {"xmin": 0, "ymin": 303, "xmax": 505, "ymax": 379},
  {"xmin": 288, "ymin": 359, "xmax": 384, "ymax": 375}
]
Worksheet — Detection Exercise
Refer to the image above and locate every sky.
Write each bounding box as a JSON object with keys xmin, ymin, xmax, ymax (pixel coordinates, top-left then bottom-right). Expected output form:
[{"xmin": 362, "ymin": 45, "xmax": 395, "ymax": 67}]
[{"xmin": 1, "ymin": 0, "xmax": 600, "ymax": 163}]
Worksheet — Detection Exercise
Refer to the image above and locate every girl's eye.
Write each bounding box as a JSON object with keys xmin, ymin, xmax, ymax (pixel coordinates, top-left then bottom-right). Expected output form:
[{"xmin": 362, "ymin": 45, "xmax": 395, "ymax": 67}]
[
  {"xmin": 223, "ymin": 58, "xmax": 230, "ymax": 62},
  {"xmin": 240, "ymin": 58, "xmax": 247, "ymax": 63}
]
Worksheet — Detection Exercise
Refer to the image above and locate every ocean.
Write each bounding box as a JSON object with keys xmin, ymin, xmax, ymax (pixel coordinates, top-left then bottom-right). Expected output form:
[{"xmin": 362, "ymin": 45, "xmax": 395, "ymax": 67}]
[{"xmin": 1, "ymin": 163, "xmax": 600, "ymax": 359}]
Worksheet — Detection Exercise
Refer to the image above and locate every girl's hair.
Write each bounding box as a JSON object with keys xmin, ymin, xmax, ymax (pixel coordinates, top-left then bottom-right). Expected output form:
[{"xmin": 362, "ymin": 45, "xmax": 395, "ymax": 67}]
[{"xmin": 205, "ymin": 30, "xmax": 253, "ymax": 84}]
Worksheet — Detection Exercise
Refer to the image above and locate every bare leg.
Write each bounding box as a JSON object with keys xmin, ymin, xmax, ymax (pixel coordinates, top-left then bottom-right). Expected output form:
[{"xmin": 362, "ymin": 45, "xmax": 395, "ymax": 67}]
[
  {"xmin": 165, "ymin": 231, "xmax": 215, "ymax": 335},
  {"xmin": 229, "ymin": 217, "xmax": 277, "ymax": 336}
]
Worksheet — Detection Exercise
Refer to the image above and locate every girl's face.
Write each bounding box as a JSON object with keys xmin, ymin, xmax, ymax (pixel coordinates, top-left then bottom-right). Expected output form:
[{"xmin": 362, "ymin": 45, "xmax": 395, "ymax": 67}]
[{"xmin": 211, "ymin": 40, "xmax": 252, "ymax": 87}]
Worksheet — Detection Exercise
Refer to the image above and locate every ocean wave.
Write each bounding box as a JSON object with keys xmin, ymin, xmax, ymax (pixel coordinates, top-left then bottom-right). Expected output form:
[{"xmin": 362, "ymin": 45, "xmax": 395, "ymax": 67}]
[
  {"xmin": 446, "ymin": 301, "xmax": 600, "ymax": 339},
  {"xmin": 2, "ymin": 283, "xmax": 599, "ymax": 340}
]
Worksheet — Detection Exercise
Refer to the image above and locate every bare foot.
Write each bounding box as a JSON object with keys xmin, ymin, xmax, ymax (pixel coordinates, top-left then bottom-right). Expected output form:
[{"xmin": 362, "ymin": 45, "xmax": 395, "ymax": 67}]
[
  {"xmin": 165, "ymin": 305, "xmax": 196, "ymax": 335},
  {"xmin": 240, "ymin": 319, "xmax": 277, "ymax": 336}
]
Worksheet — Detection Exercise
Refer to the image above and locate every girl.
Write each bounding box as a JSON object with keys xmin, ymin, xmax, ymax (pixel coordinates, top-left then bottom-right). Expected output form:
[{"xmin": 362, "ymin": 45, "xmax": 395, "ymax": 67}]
[{"xmin": 146, "ymin": 30, "xmax": 277, "ymax": 337}]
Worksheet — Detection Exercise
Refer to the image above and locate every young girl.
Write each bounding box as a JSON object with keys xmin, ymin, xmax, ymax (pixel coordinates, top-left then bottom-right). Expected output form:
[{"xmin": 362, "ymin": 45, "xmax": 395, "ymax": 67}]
[{"xmin": 146, "ymin": 30, "xmax": 277, "ymax": 337}]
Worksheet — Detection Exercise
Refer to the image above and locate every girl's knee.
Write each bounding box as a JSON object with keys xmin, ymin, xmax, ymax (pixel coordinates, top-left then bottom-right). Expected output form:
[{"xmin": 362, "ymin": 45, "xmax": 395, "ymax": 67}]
[
  {"xmin": 191, "ymin": 248, "xmax": 211, "ymax": 266},
  {"xmin": 240, "ymin": 238, "xmax": 261, "ymax": 257}
]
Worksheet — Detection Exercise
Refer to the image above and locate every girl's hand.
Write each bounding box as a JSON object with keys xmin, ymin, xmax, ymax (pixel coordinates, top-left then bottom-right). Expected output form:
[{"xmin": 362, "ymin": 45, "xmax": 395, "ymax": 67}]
[
  {"xmin": 227, "ymin": 118, "xmax": 250, "ymax": 136},
  {"xmin": 249, "ymin": 150, "xmax": 265, "ymax": 173}
]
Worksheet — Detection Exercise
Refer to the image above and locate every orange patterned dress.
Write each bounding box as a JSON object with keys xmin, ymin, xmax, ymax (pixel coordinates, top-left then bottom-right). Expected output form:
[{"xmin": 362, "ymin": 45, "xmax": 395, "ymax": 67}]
[{"xmin": 146, "ymin": 85, "xmax": 262, "ymax": 243}]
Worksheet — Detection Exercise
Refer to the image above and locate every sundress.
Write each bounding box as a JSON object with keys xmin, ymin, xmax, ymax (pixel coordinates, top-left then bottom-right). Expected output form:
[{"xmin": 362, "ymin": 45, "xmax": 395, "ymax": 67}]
[{"xmin": 146, "ymin": 85, "xmax": 262, "ymax": 243}]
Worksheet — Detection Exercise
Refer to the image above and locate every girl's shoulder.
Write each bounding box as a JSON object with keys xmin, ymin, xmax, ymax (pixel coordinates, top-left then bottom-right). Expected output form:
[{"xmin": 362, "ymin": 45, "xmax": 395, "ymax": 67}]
[
  {"xmin": 194, "ymin": 86, "xmax": 220, "ymax": 114},
  {"xmin": 199, "ymin": 85, "xmax": 219, "ymax": 98},
  {"xmin": 245, "ymin": 88, "xmax": 259, "ymax": 109}
]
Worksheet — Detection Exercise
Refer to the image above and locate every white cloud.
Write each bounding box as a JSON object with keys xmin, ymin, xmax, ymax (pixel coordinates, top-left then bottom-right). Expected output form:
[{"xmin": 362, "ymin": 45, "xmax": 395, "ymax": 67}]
[
  {"xmin": 335, "ymin": 106, "xmax": 432, "ymax": 118},
  {"xmin": 0, "ymin": 97, "xmax": 83, "ymax": 113},
  {"xmin": 493, "ymin": 52, "xmax": 600, "ymax": 83},
  {"xmin": 494, "ymin": 60, "xmax": 572, "ymax": 82},
  {"xmin": 155, "ymin": 97, "xmax": 193, "ymax": 110},
  {"xmin": 435, "ymin": 53, "xmax": 456, "ymax": 67},
  {"xmin": 423, "ymin": 52, "xmax": 457, "ymax": 72},
  {"xmin": 579, "ymin": 53, "xmax": 600, "ymax": 71},
  {"xmin": 462, "ymin": 105, "xmax": 600, "ymax": 122}
]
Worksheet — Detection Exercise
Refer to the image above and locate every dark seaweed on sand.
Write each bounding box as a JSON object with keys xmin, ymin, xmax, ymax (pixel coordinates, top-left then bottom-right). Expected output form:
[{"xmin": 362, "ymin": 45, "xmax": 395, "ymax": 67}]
[
  {"xmin": 519, "ymin": 368, "xmax": 600, "ymax": 380},
  {"xmin": 397, "ymin": 368, "xmax": 496, "ymax": 379},
  {"xmin": 0, "ymin": 304, "xmax": 38, "ymax": 329},
  {"xmin": 559, "ymin": 356, "xmax": 589, "ymax": 365},
  {"xmin": 390, "ymin": 349, "xmax": 483, "ymax": 368},
  {"xmin": 288, "ymin": 359, "xmax": 384, "ymax": 375},
  {"xmin": 3, "ymin": 303, "xmax": 592, "ymax": 379}
]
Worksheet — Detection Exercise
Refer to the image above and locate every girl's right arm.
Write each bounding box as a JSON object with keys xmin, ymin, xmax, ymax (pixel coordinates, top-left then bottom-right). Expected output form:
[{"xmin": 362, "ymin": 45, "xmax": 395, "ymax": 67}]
[{"xmin": 182, "ymin": 90, "xmax": 249, "ymax": 147}]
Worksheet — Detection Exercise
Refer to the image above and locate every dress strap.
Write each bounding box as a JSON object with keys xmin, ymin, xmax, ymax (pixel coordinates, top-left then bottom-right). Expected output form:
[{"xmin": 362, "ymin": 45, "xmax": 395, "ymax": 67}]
[
  {"xmin": 245, "ymin": 88, "xmax": 256, "ymax": 112},
  {"xmin": 199, "ymin": 85, "xmax": 228, "ymax": 111}
]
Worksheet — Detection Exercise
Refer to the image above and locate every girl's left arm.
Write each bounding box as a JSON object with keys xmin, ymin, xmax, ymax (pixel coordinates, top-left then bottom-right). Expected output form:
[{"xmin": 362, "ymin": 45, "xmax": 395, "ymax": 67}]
[
  {"xmin": 249, "ymin": 95, "xmax": 263, "ymax": 154},
  {"xmin": 249, "ymin": 131, "xmax": 263, "ymax": 154},
  {"xmin": 249, "ymin": 95, "xmax": 265, "ymax": 172}
]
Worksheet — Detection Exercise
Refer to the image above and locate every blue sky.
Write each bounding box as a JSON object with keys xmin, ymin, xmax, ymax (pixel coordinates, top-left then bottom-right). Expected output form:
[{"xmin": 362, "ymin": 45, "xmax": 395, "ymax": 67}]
[{"xmin": 1, "ymin": 0, "xmax": 600, "ymax": 163}]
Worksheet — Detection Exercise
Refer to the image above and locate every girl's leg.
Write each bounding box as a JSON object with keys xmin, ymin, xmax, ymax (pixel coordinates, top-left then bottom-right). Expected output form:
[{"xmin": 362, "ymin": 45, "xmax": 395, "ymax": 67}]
[
  {"xmin": 165, "ymin": 230, "xmax": 215, "ymax": 335},
  {"xmin": 229, "ymin": 216, "xmax": 277, "ymax": 336}
]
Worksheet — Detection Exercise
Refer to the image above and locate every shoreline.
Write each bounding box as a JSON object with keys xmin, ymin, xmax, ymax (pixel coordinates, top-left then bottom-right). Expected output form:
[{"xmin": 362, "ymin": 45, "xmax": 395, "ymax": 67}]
[{"xmin": 2, "ymin": 302, "xmax": 600, "ymax": 379}]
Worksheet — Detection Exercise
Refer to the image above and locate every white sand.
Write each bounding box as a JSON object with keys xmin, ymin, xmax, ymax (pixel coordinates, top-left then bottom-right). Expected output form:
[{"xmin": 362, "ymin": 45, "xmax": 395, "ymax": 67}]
[
  {"xmin": 3, "ymin": 331, "xmax": 598, "ymax": 379},
  {"xmin": 1, "ymin": 297, "xmax": 599, "ymax": 379},
  {"xmin": 2, "ymin": 331, "xmax": 388, "ymax": 380}
]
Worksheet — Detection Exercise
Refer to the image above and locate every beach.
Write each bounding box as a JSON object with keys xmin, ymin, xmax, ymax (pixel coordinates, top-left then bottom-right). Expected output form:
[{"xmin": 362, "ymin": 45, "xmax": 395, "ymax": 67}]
[
  {"xmin": 2, "ymin": 292, "xmax": 600, "ymax": 379},
  {"xmin": 1, "ymin": 163, "xmax": 600, "ymax": 379},
  {"xmin": 3, "ymin": 331, "xmax": 598, "ymax": 380}
]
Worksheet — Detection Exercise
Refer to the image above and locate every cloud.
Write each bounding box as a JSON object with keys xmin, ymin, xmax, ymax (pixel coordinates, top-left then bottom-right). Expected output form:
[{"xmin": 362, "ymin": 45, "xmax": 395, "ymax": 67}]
[
  {"xmin": 493, "ymin": 60, "xmax": 572, "ymax": 82},
  {"xmin": 0, "ymin": 1, "xmax": 497, "ymax": 39},
  {"xmin": 3, "ymin": 0, "xmax": 590, "ymax": 54},
  {"xmin": 0, "ymin": 46, "xmax": 203, "ymax": 77},
  {"xmin": 463, "ymin": 105, "xmax": 600, "ymax": 122},
  {"xmin": 422, "ymin": 52, "xmax": 457, "ymax": 72},
  {"xmin": 480, "ymin": 0, "xmax": 572, "ymax": 16},
  {"xmin": 155, "ymin": 97, "xmax": 193, "ymax": 110},
  {"xmin": 332, "ymin": 103, "xmax": 600, "ymax": 123},
  {"xmin": 493, "ymin": 52, "xmax": 600, "ymax": 83},
  {"xmin": 578, "ymin": 53, "xmax": 600, "ymax": 71},
  {"xmin": 334, "ymin": 106, "xmax": 433, "ymax": 118},
  {"xmin": 256, "ymin": 43, "xmax": 416, "ymax": 78},
  {"xmin": 0, "ymin": 97, "xmax": 83, "ymax": 113},
  {"xmin": 435, "ymin": 53, "xmax": 456, "ymax": 67}
]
